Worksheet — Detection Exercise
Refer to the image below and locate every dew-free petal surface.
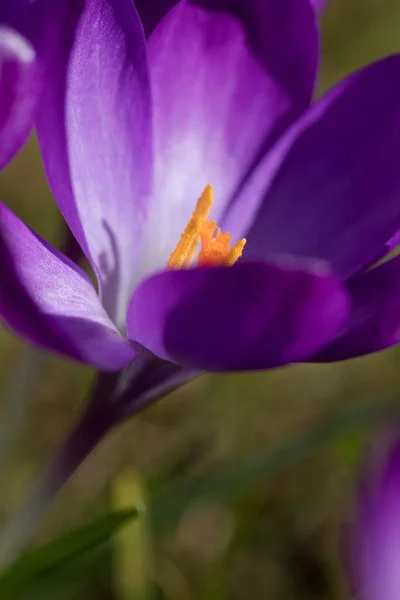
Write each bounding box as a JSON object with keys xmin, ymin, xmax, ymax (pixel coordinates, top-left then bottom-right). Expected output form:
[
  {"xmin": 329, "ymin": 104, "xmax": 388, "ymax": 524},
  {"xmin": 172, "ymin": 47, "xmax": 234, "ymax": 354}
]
[
  {"xmin": 127, "ymin": 258, "xmax": 349, "ymax": 371},
  {"xmin": 37, "ymin": 0, "xmax": 152, "ymax": 326},
  {"xmin": 136, "ymin": 0, "xmax": 318, "ymax": 96},
  {"xmin": 228, "ymin": 56, "xmax": 400, "ymax": 280},
  {"xmin": 0, "ymin": 27, "xmax": 38, "ymax": 169},
  {"xmin": 137, "ymin": 0, "xmax": 318, "ymax": 277},
  {"xmin": 314, "ymin": 255, "xmax": 400, "ymax": 362},
  {"xmin": 193, "ymin": 0, "xmax": 318, "ymax": 103},
  {"xmin": 353, "ymin": 441, "xmax": 400, "ymax": 600},
  {"xmin": 0, "ymin": 203, "xmax": 134, "ymax": 370},
  {"xmin": 309, "ymin": 0, "xmax": 327, "ymax": 12}
]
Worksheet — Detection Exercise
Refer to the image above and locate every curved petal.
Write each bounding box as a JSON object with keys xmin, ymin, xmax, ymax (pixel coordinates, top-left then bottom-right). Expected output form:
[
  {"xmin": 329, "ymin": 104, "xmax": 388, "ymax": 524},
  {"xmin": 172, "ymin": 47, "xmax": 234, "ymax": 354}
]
[
  {"xmin": 137, "ymin": 0, "xmax": 318, "ymax": 277},
  {"xmin": 136, "ymin": 0, "xmax": 319, "ymax": 96},
  {"xmin": 36, "ymin": 0, "xmax": 152, "ymax": 326},
  {"xmin": 314, "ymin": 255, "xmax": 400, "ymax": 362},
  {"xmin": 225, "ymin": 55, "xmax": 400, "ymax": 281},
  {"xmin": 352, "ymin": 439, "xmax": 400, "ymax": 600},
  {"xmin": 0, "ymin": 203, "xmax": 134, "ymax": 370},
  {"xmin": 193, "ymin": 0, "xmax": 318, "ymax": 101},
  {"xmin": 0, "ymin": 27, "xmax": 38, "ymax": 169},
  {"xmin": 127, "ymin": 258, "xmax": 349, "ymax": 371}
]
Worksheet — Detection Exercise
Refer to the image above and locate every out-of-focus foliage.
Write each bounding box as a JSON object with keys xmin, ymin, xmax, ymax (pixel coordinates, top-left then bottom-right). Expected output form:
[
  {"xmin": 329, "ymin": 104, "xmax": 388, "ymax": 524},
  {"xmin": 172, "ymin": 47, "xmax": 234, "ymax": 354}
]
[
  {"xmin": 0, "ymin": 509, "xmax": 138, "ymax": 598},
  {"xmin": 0, "ymin": 400, "xmax": 395, "ymax": 598},
  {"xmin": 1, "ymin": 0, "xmax": 400, "ymax": 598}
]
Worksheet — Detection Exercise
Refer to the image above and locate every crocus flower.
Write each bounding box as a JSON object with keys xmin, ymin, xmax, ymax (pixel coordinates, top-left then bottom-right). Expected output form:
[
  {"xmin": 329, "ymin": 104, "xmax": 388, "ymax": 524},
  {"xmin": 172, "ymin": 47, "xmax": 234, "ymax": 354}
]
[
  {"xmin": 1, "ymin": 0, "xmax": 400, "ymax": 373},
  {"xmin": 351, "ymin": 436, "xmax": 400, "ymax": 600}
]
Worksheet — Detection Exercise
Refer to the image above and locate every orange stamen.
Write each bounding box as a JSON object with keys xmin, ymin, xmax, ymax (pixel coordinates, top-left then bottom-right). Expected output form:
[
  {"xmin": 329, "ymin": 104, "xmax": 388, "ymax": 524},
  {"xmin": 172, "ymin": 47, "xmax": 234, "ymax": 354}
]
[{"xmin": 167, "ymin": 185, "xmax": 246, "ymax": 269}]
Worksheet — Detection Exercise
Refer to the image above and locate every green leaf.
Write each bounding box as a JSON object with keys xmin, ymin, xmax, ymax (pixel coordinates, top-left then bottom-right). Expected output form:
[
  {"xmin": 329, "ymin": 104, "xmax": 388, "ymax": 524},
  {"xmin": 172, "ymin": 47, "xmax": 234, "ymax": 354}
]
[
  {"xmin": 0, "ymin": 508, "xmax": 138, "ymax": 596},
  {"xmin": 150, "ymin": 400, "xmax": 394, "ymax": 534}
]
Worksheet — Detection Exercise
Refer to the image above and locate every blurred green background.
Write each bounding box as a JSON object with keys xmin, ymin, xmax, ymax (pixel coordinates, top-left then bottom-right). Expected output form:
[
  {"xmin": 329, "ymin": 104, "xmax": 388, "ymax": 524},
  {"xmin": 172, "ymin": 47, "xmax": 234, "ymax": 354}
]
[{"xmin": 1, "ymin": 1, "xmax": 400, "ymax": 598}]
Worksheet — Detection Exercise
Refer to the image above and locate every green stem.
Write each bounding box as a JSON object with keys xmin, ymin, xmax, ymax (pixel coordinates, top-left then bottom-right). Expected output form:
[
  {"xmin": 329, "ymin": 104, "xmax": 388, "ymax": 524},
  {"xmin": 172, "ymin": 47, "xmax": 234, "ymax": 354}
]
[
  {"xmin": 0, "ymin": 344, "xmax": 44, "ymax": 478},
  {"xmin": 0, "ymin": 374, "xmax": 119, "ymax": 567}
]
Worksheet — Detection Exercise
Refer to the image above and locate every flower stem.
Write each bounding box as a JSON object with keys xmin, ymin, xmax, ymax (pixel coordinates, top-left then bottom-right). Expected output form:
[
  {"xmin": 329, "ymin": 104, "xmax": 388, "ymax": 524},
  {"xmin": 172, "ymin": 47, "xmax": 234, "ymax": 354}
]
[
  {"xmin": 0, "ymin": 344, "xmax": 44, "ymax": 478},
  {"xmin": 0, "ymin": 359, "xmax": 196, "ymax": 566},
  {"xmin": 0, "ymin": 375, "xmax": 119, "ymax": 567}
]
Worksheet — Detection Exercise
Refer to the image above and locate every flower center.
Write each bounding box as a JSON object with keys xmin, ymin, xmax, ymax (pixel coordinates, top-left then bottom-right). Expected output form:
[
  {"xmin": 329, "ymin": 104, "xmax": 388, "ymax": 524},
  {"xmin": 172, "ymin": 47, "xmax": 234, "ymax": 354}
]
[{"xmin": 167, "ymin": 185, "xmax": 246, "ymax": 269}]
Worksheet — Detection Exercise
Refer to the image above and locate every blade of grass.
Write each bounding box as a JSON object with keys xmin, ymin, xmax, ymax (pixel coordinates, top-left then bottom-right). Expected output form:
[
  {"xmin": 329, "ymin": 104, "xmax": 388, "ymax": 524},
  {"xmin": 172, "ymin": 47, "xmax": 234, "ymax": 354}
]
[{"xmin": 0, "ymin": 508, "xmax": 138, "ymax": 595}]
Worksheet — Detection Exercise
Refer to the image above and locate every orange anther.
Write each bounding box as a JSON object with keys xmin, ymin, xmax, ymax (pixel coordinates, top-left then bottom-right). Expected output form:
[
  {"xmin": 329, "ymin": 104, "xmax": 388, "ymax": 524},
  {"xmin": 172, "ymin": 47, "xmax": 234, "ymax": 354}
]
[{"xmin": 168, "ymin": 185, "xmax": 246, "ymax": 269}]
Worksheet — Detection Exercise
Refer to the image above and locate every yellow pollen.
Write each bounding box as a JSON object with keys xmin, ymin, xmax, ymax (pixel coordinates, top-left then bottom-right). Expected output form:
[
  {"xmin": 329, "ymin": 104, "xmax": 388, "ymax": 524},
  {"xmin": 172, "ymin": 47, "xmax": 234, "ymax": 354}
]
[{"xmin": 167, "ymin": 185, "xmax": 246, "ymax": 269}]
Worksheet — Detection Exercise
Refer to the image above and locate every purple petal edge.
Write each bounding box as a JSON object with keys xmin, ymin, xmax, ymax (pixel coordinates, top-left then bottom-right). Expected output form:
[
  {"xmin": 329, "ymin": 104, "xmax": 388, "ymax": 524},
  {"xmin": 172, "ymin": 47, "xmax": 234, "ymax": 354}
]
[
  {"xmin": 353, "ymin": 437, "xmax": 400, "ymax": 600},
  {"xmin": 313, "ymin": 255, "xmax": 400, "ymax": 362},
  {"xmin": 0, "ymin": 203, "xmax": 134, "ymax": 370},
  {"xmin": 37, "ymin": 0, "xmax": 153, "ymax": 326},
  {"xmin": 127, "ymin": 258, "xmax": 349, "ymax": 371},
  {"xmin": 228, "ymin": 55, "xmax": 400, "ymax": 281},
  {"xmin": 0, "ymin": 27, "xmax": 38, "ymax": 169}
]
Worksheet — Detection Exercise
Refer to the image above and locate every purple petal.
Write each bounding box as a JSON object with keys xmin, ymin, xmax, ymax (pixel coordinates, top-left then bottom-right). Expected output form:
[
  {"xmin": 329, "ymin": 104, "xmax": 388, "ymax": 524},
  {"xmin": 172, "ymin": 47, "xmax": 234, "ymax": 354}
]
[
  {"xmin": 36, "ymin": 0, "xmax": 152, "ymax": 326},
  {"xmin": 353, "ymin": 439, "xmax": 400, "ymax": 600},
  {"xmin": 225, "ymin": 55, "xmax": 400, "ymax": 281},
  {"xmin": 136, "ymin": 0, "xmax": 319, "ymax": 101},
  {"xmin": 138, "ymin": 0, "xmax": 318, "ymax": 276},
  {"xmin": 314, "ymin": 255, "xmax": 400, "ymax": 362},
  {"xmin": 0, "ymin": 203, "xmax": 134, "ymax": 370},
  {"xmin": 309, "ymin": 0, "xmax": 327, "ymax": 12},
  {"xmin": 127, "ymin": 258, "xmax": 349, "ymax": 371},
  {"xmin": 360, "ymin": 228, "xmax": 400, "ymax": 274},
  {"xmin": 0, "ymin": 0, "xmax": 54, "ymax": 47},
  {"xmin": 192, "ymin": 0, "xmax": 318, "ymax": 102},
  {"xmin": 385, "ymin": 229, "xmax": 400, "ymax": 255},
  {"xmin": 0, "ymin": 27, "xmax": 38, "ymax": 169}
]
